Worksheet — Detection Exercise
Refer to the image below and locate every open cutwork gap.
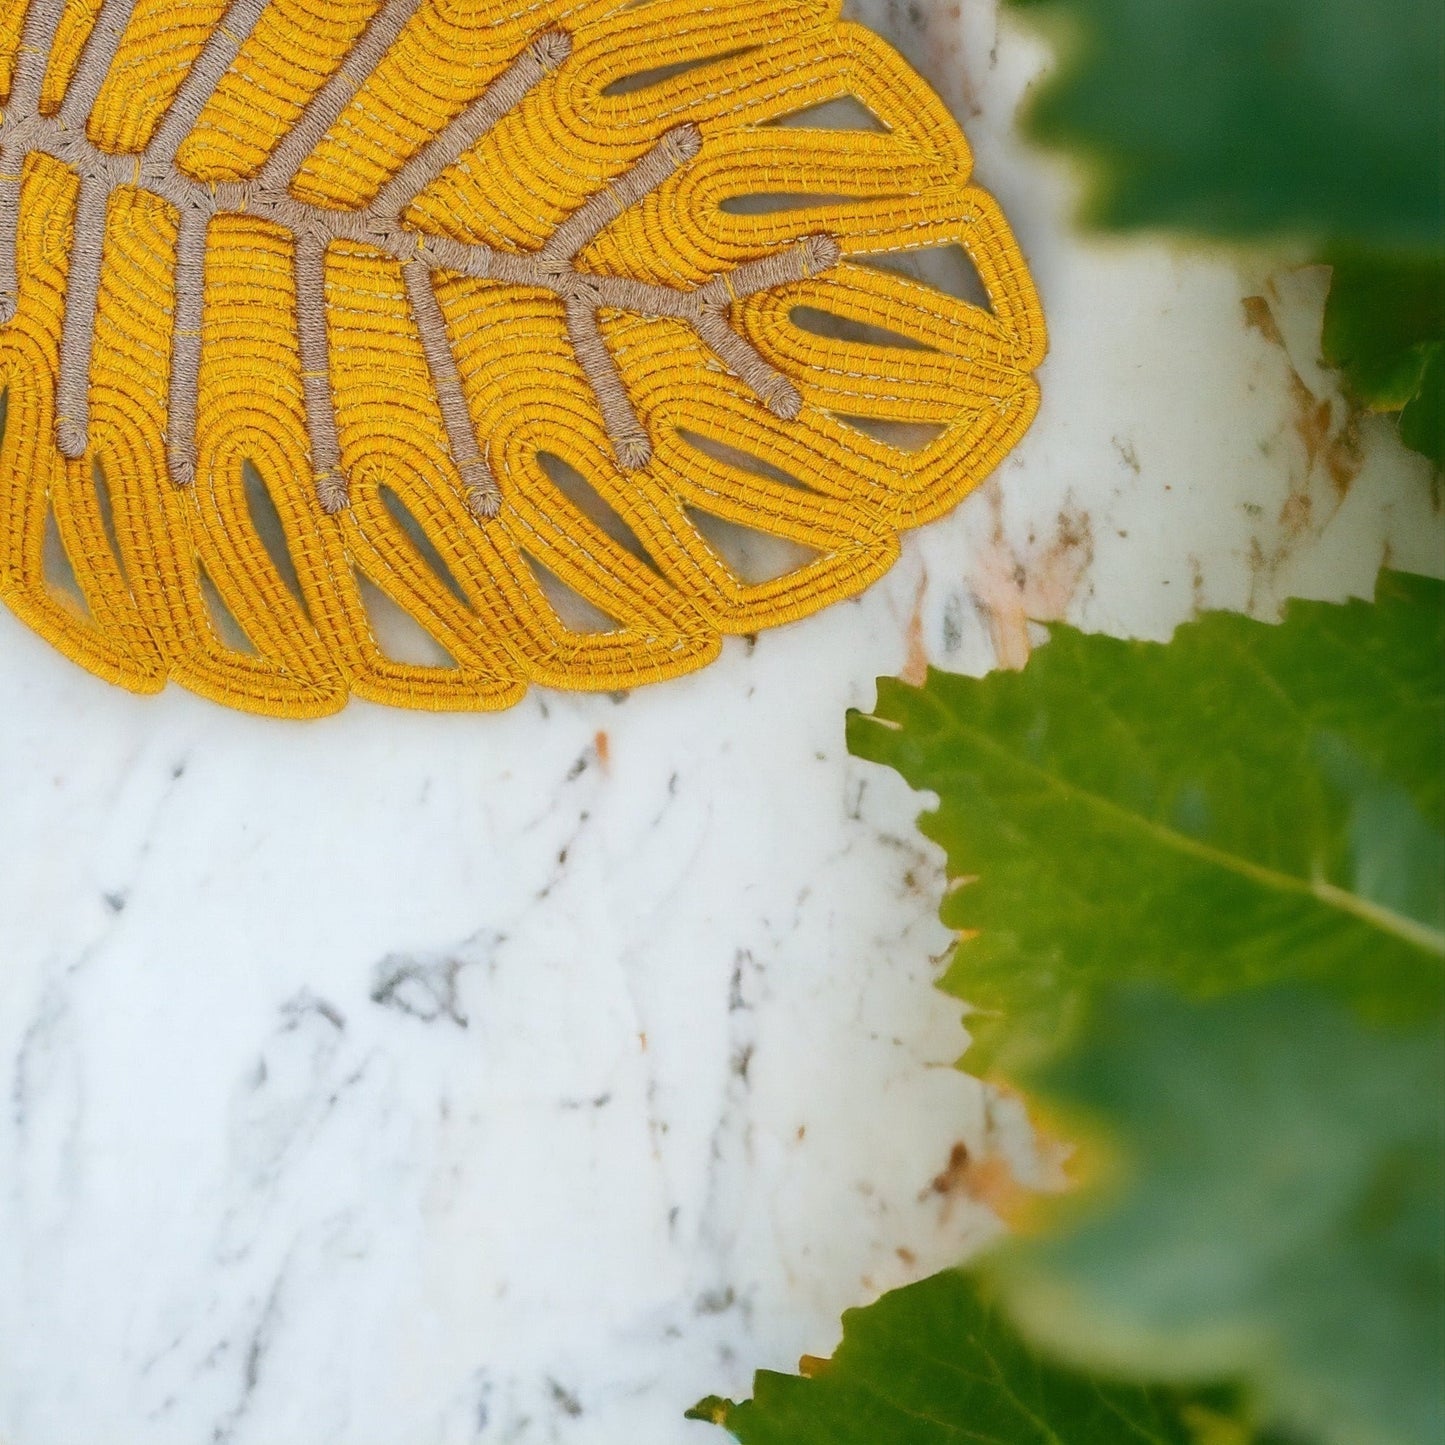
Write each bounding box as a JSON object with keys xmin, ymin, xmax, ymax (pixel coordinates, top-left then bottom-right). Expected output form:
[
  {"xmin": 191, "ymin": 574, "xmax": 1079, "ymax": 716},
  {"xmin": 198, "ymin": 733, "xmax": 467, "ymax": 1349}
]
[
  {"xmin": 684, "ymin": 505, "xmax": 820, "ymax": 585},
  {"xmin": 535, "ymin": 450, "xmax": 660, "ymax": 572},
  {"xmin": 354, "ymin": 571, "xmax": 459, "ymax": 668},
  {"xmin": 855, "ymin": 243, "xmax": 991, "ymax": 311},
  {"xmin": 242, "ymin": 460, "xmax": 308, "ymax": 615},
  {"xmin": 720, "ymin": 191, "xmax": 897, "ymax": 216},
  {"xmin": 829, "ymin": 413, "xmax": 948, "ymax": 453},
  {"xmin": 676, "ymin": 428, "xmax": 821, "ymax": 495},
  {"xmin": 788, "ymin": 304, "xmax": 938, "ymax": 352},
  {"xmin": 765, "ymin": 94, "xmax": 890, "ymax": 133},
  {"xmin": 41, "ymin": 506, "xmax": 90, "ymax": 618},
  {"xmin": 198, "ymin": 565, "xmax": 258, "ymax": 654},
  {"xmin": 601, "ymin": 45, "xmax": 757, "ymax": 96},
  {"xmin": 377, "ymin": 484, "xmax": 472, "ymax": 609},
  {"xmin": 522, "ymin": 552, "xmax": 622, "ymax": 635}
]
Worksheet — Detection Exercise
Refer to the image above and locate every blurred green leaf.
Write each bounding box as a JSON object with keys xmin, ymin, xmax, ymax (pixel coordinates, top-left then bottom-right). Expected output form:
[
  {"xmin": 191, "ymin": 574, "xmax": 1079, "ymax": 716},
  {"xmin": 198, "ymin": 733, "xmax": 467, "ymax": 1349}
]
[
  {"xmin": 1398, "ymin": 344, "xmax": 1444, "ymax": 470},
  {"xmin": 1323, "ymin": 257, "xmax": 1444, "ymax": 410},
  {"xmin": 1007, "ymin": 0, "xmax": 1444, "ymax": 250},
  {"xmin": 1007, "ymin": 0, "xmax": 1444, "ymax": 469},
  {"xmin": 846, "ymin": 572, "xmax": 1445, "ymax": 1073},
  {"xmin": 999, "ymin": 984, "xmax": 1444, "ymax": 1445},
  {"xmin": 1323, "ymin": 255, "xmax": 1444, "ymax": 469},
  {"xmin": 688, "ymin": 1268, "xmax": 1226, "ymax": 1444}
]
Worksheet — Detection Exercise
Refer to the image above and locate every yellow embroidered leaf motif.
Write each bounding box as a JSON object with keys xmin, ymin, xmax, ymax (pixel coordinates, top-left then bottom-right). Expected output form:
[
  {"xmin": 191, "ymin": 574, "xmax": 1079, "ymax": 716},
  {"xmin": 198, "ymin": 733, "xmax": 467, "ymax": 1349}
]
[{"xmin": 0, "ymin": 0, "xmax": 1044, "ymax": 716}]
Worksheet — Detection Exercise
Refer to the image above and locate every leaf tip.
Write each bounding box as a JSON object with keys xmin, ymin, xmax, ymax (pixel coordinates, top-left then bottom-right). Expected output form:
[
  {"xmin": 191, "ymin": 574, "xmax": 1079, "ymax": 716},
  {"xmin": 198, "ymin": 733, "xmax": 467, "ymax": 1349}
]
[{"xmin": 685, "ymin": 1396, "xmax": 735, "ymax": 1426}]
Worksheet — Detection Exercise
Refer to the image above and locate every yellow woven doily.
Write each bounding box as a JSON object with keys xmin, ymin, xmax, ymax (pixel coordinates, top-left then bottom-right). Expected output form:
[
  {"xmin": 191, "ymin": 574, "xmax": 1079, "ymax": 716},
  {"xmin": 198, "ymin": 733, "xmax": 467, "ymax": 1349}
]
[{"xmin": 0, "ymin": 0, "xmax": 1044, "ymax": 716}]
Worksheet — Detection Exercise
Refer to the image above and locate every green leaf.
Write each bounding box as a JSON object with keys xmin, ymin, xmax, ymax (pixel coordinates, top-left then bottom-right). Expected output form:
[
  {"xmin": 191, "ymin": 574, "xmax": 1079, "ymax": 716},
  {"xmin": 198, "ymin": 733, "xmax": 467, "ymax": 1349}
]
[
  {"xmin": 1322, "ymin": 256, "xmax": 1445, "ymax": 411},
  {"xmin": 997, "ymin": 983, "xmax": 1445, "ymax": 1445},
  {"xmin": 846, "ymin": 572, "xmax": 1445, "ymax": 1073},
  {"xmin": 1322, "ymin": 254, "xmax": 1445, "ymax": 470},
  {"xmin": 687, "ymin": 1268, "xmax": 1230, "ymax": 1444},
  {"xmin": 1398, "ymin": 344, "xmax": 1445, "ymax": 471},
  {"xmin": 1006, "ymin": 0, "xmax": 1444, "ymax": 250},
  {"xmin": 841, "ymin": 578, "xmax": 1445, "ymax": 1443}
]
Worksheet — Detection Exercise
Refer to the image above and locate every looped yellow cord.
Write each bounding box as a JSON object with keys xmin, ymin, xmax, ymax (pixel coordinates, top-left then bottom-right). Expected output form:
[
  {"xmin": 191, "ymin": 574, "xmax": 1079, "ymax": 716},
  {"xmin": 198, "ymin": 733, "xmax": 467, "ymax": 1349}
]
[{"xmin": 0, "ymin": 0, "xmax": 1044, "ymax": 717}]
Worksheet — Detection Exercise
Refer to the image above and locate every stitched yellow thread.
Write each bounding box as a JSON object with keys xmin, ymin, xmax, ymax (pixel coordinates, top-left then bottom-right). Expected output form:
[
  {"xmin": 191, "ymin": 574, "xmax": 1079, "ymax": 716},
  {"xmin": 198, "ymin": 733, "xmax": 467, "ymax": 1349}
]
[{"xmin": 0, "ymin": 0, "xmax": 1044, "ymax": 717}]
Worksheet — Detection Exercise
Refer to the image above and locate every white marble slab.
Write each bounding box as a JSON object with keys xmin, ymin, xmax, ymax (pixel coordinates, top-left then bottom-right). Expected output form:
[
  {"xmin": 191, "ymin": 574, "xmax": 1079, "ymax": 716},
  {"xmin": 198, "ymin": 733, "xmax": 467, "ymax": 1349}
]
[{"xmin": 0, "ymin": 3, "xmax": 1440, "ymax": 1443}]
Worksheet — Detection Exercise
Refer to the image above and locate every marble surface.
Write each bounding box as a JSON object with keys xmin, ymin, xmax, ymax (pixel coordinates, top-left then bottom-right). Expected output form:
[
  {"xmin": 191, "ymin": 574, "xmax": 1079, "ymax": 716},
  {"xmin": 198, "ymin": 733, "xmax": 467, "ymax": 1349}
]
[{"xmin": 1, "ymin": 3, "xmax": 1441, "ymax": 1443}]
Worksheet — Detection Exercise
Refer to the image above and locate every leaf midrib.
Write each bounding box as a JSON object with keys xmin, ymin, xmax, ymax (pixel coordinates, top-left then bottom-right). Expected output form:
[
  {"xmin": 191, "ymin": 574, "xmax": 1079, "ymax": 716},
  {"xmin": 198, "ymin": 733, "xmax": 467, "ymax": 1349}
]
[{"xmin": 938, "ymin": 719, "xmax": 1445, "ymax": 961}]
